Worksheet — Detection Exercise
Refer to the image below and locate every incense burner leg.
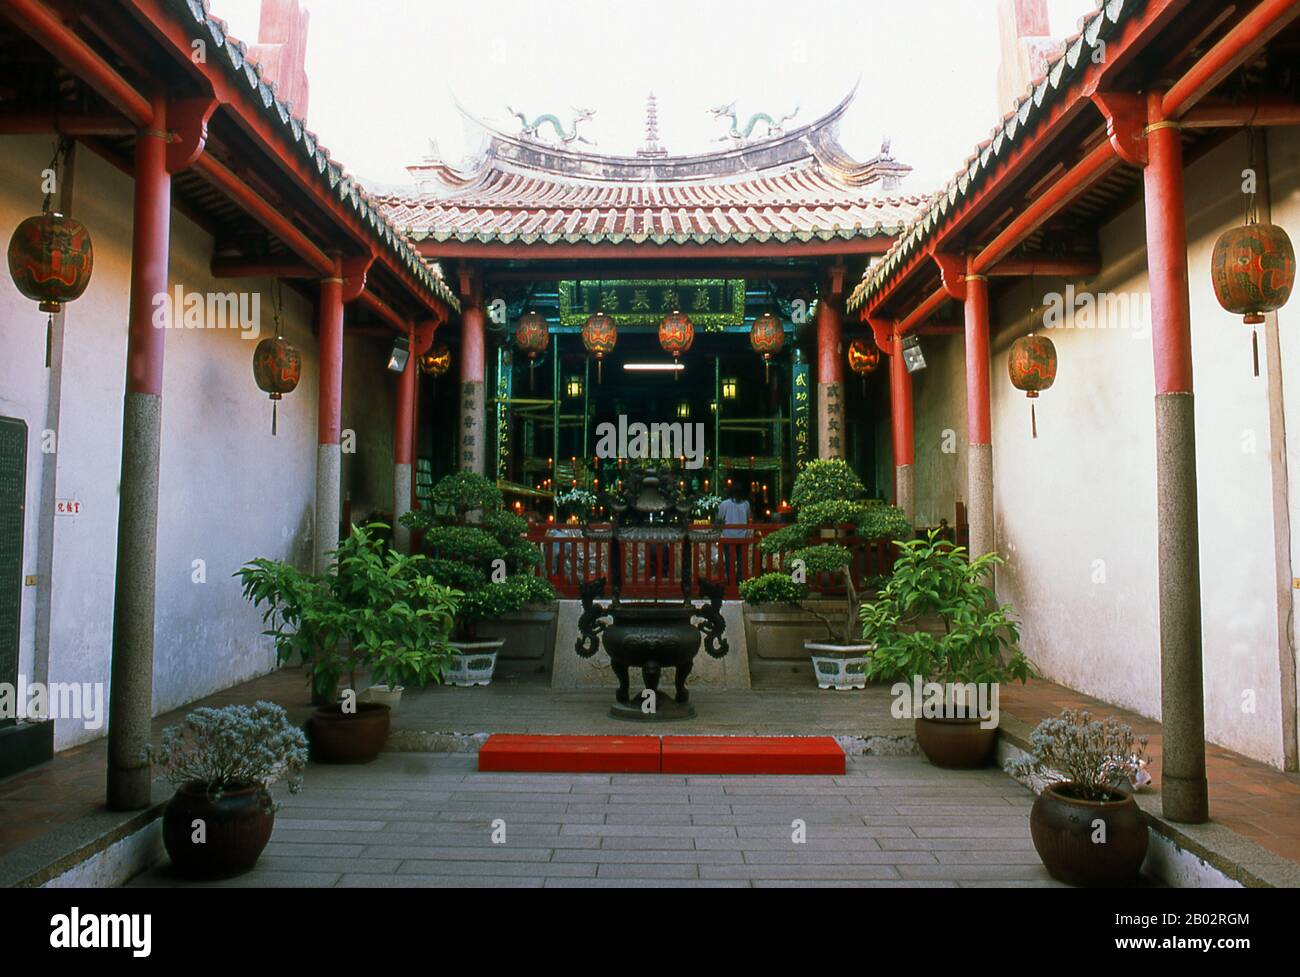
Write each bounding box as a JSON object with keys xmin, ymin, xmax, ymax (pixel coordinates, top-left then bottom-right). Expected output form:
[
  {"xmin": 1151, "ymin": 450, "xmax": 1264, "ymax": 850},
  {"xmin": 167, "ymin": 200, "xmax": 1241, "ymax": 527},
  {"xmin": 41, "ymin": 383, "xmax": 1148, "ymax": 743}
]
[
  {"xmin": 612, "ymin": 661, "xmax": 631, "ymax": 703},
  {"xmin": 674, "ymin": 658, "xmax": 693, "ymax": 704}
]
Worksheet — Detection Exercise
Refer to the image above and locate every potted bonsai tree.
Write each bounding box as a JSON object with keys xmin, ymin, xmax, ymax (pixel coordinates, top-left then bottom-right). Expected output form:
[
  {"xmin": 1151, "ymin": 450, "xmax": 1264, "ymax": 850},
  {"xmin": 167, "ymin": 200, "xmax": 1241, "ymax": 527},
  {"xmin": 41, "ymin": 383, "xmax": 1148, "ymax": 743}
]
[
  {"xmin": 1007, "ymin": 709, "xmax": 1151, "ymax": 886},
  {"xmin": 744, "ymin": 459, "xmax": 910, "ymax": 689},
  {"xmin": 401, "ymin": 472, "xmax": 557, "ymax": 685},
  {"xmin": 237, "ymin": 523, "xmax": 459, "ymax": 762},
  {"xmin": 148, "ymin": 701, "xmax": 307, "ymax": 880},
  {"xmin": 861, "ymin": 530, "xmax": 1033, "ymax": 766}
]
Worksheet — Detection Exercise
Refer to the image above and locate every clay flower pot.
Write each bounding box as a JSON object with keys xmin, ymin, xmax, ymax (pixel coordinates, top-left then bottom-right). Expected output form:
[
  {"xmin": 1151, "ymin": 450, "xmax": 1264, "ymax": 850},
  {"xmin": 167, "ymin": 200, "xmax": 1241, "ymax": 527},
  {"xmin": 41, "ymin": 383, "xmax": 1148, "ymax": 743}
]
[
  {"xmin": 1029, "ymin": 782, "xmax": 1148, "ymax": 886},
  {"xmin": 915, "ymin": 715, "xmax": 997, "ymax": 768},
  {"xmin": 308, "ymin": 702, "xmax": 391, "ymax": 764},
  {"xmin": 162, "ymin": 783, "xmax": 275, "ymax": 880}
]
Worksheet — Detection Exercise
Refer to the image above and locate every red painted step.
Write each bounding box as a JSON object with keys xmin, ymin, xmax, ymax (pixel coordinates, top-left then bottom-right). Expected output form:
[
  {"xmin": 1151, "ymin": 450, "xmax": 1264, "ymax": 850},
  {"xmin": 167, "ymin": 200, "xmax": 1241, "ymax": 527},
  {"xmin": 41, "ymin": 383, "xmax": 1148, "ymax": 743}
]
[
  {"xmin": 660, "ymin": 736, "xmax": 845, "ymax": 775},
  {"xmin": 478, "ymin": 735, "xmax": 660, "ymax": 773}
]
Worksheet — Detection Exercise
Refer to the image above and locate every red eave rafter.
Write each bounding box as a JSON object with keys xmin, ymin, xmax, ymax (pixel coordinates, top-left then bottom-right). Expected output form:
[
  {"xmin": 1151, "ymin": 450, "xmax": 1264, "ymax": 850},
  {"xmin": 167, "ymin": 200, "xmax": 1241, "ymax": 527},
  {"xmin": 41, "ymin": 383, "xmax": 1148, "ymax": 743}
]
[
  {"xmin": 411, "ymin": 237, "xmax": 896, "ymax": 261},
  {"xmin": 118, "ymin": 0, "xmax": 451, "ymax": 320},
  {"xmin": 857, "ymin": 0, "xmax": 1191, "ymax": 320}
]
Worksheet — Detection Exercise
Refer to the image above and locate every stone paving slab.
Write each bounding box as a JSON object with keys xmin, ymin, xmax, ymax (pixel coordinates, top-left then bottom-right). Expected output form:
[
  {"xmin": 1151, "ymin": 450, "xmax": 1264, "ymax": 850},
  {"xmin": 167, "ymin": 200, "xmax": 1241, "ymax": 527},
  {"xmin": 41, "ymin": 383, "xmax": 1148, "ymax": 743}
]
[{"xmin": 128, "ymin": 753, "xmax": 1065, "ymax": 889}]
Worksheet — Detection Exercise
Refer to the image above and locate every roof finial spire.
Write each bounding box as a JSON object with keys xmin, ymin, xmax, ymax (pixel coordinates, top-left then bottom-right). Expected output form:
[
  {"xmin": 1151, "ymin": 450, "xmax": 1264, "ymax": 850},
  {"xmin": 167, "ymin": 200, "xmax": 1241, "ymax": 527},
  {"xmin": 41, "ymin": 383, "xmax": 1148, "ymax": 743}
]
[{"xmin": 636, "ymin": 91, "xmax": 667, "ymax": 157}]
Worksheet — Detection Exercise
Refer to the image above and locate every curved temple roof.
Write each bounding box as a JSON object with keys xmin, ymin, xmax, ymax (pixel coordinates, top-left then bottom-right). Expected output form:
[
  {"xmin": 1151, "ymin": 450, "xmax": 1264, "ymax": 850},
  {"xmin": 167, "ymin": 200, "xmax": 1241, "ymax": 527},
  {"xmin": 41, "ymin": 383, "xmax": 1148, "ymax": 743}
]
[{"xmin": 375, "ymin": 89, "xmax": 928, "ymax": 248}]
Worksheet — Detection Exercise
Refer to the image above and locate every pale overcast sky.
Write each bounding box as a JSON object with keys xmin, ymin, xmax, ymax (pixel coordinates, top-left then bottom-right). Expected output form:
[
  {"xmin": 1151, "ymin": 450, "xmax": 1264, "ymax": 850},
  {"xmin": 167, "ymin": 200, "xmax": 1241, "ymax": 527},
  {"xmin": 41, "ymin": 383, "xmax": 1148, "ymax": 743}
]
[{"xmin": 211, "ymin": 0, "xmax": 1097, "ymax": 193}]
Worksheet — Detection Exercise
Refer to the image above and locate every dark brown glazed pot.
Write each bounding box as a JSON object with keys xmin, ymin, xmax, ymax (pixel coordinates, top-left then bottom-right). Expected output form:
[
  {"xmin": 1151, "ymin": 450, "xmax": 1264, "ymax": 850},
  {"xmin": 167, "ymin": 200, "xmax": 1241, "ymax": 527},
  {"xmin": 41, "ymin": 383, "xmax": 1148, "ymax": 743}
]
[
  {"xmin": 308, "ymin": 702, "xmax": 391, "ymax": 764},
  {"xmin": 914, "ymin": 715, "xmax": 997, "ymax": 768},
  {"xmin": 1029, "ymin": 782, "xmax": 1148, "ymax": 887},
  {"xmin": 162, "ymin": 783, "xmax": 274, "ymax": 880}
]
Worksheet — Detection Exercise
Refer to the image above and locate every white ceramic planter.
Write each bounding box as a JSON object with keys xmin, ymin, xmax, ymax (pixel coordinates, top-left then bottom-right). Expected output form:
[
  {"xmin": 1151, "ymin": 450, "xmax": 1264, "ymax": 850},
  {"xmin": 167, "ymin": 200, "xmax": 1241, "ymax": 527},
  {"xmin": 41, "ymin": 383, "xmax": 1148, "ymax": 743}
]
[
  {"xmin": 364, "ymin": 684, "xmax": 404, "ymax": 714},
  {"xmin": 804, "ymin": 641, "xmax": 873, "ymax": 690},
  {"xmin": 447, "ymin": 640, "xmax": 505, "ymax": 687}
]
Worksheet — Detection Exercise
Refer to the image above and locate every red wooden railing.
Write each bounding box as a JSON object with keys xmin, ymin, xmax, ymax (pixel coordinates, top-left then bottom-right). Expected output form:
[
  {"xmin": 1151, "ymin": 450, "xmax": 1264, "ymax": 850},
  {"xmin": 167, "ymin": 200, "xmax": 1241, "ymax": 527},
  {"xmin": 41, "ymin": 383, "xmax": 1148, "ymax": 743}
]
[{"xmin": 528, "ymin": 523, "xmax": 899, "ymax": 599}]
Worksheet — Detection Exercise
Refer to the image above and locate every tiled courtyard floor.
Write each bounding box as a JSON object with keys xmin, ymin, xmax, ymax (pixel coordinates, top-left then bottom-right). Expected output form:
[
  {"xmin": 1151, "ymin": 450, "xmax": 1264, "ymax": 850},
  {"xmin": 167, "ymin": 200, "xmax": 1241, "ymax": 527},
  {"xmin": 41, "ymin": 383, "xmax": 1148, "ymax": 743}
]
[
  {"xmin": 127, "ymin": 753, "xmax": 1063, "ymax": 888},
  {"xmin": 2, "ymin": 665, "xmax": 1298, "ymax": 879}
]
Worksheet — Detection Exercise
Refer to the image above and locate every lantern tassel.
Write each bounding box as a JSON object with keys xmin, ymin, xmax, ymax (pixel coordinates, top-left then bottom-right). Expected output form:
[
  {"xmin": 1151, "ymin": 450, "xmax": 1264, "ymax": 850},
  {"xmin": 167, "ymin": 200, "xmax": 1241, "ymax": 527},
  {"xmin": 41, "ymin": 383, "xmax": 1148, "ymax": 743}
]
[
  {"xmin": 271, "ymin": 400, "xmax": 278, "ymax": 437},
  {"xmin": 597, "ymin": 359, "xmax": 603, "ymax": 384},
  {"xmin": 1030, "ymin": 401, "xmax": 1038, "ymax": 440},
  {"xmin": 45, "ymin": 315, "xmax": 52, "ymax": 369},
  {"xmin": 1252, "ymin": 328, "xmax": 1260, "ymax": 378}
]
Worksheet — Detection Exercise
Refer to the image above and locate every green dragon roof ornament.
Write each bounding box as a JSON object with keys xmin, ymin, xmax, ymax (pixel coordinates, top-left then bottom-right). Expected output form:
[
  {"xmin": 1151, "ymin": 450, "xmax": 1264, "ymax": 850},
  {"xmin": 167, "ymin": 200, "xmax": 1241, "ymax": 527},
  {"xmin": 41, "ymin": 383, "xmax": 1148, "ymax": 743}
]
[
  {"xmin": 709, "ymin": 102, "xmax": 800, "ymax": 145},
  {"xmin": 507, "ymin": 106, "xmax": 597, "ymax": 146}
]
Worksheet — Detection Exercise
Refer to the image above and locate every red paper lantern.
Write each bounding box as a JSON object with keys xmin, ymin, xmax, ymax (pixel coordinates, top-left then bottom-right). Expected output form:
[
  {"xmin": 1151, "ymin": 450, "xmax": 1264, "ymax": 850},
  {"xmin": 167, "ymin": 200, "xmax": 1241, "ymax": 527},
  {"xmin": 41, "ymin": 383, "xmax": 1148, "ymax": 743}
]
[
  {"xmin": 659, "ymin": 311, "xmax": 693, "ymax": 382},
  {"xmin": 1211, "ymin": 221, "xmax": 1294, "ymax": 375},
  {"xmin": 847, "ymin": 337, "xmax": 881, "ymax": 375},
  {"xmin": 253, "ymin": 336, "xmax": 302, "ymax": 436},
  {"xmin": 1212, "ymin": 222, "xmax": 1295, "ymax": 323},
  {"xmin": 750, "ymin": 312, "xmax": 784, "ymax": 380},
  {"xmin": 582, "ymin": 312, "xmax": 617, "ymax": 382},
  {"xmin": 658, "ymin": 311, "xmax": 694, "ymax": 357},
  {"xmin": 7, "ymin": 211, "xmax": 93, "ymax": 313},
  {"xmin": 515, "ymin": 311, "xmax": 549, "ymax": 362},
  {"xmin": 1008, "ymin": 333, "xmax": 1057, "ymax": 439},
  {"xmin": 419, "ymin": 341, "xmax": 452, "ymax": 377}
]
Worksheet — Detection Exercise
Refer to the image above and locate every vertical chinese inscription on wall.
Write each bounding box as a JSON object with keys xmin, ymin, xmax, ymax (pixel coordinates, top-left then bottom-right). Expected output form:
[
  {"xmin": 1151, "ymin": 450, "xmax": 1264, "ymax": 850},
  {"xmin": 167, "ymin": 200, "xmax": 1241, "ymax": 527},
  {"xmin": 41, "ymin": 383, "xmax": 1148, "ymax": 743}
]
[
  {"xmin": 819, "ymin": 379, "xmax": 844, "ymax": 459},
  {"xmin": 0, "ymin": 417, "xmax": 26, "ymax": 714},
  {"xmin": 460, "ymin": 381, "xmax": 485, "ymax": 475},
  {"xmin": 495, "ymin": 349, "xmax": 512, "ymax": 483},
  {"xmin": 790, "ymin": 352, "xmax": 811, "ymax": 472}
]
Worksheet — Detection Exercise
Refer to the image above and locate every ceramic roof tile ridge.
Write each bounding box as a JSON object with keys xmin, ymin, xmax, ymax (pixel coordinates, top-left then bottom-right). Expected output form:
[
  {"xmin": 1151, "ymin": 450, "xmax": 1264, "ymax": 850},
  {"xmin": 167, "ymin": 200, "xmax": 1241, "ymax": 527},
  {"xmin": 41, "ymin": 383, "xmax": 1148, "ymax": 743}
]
[
  {"xmin": 173, "ymin": 0, "xmax": 458, "ymax": 312},
  {"xmin": 380, "ymin": 86, "xmax": 925, "ymax": 247},
  {"xmin": 846, "ymin": 0, "xmax": 1130, "ymax": 312}
]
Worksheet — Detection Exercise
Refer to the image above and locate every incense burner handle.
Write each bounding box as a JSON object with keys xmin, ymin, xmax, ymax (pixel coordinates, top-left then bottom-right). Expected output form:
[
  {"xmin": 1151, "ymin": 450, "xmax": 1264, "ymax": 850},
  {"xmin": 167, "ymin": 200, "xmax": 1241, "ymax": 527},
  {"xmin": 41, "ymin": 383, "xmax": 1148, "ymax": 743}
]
[
  {"xmin": 693, "ymin": 578, "xmax": 730, "ymax": 660},
  {"xmin": 575, "ymin": 577, "xmax": 611, "ymax": 659}
]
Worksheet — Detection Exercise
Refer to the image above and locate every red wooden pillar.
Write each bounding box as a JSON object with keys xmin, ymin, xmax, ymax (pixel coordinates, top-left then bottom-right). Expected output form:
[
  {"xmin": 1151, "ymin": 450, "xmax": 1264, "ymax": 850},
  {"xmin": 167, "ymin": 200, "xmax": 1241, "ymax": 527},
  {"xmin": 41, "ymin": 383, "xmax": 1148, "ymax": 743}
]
[
  {"xmin": 964, "ymin": 264, "xmax": 994, "ymax": 557},
  {"xmin": 459, "ymin": 304, "xmax": 486, "ymax": 474},
  {"xmin": 816, "ymin": 299, "xmax": 845, "ymax": 459},
  {"xmin": 889, "ymin": 329, "xmax": 915, "ymax": 523},
  {"xmin": 314, "ymin": 260, "xmax": 344, "ymax": 574},
  {"xmin": 393, "ymin": 327, "xmax": 417, "ymax": 552},
  {"xmin": 1143, "ymin": 92, "xmax": 1208, "ymax": 823},
  {"xmin": 107, "ymin": 94, "xmax": 170, "ymax": 811}
]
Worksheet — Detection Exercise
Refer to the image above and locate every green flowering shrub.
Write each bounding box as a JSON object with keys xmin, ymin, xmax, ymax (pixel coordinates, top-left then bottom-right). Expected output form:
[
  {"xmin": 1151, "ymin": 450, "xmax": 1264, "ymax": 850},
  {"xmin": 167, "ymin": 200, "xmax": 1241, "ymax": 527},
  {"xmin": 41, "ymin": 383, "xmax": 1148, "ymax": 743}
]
[
  {"xmin": 739, "ymin": 572, "xmax": 810, "ymax": 605},
  {"xmin": 400, "ymin": 473, "xmax": 552, "ymax": 639},
  {"xmin": 788, "ymin": 544, "xmax": 853, "ymax": 574},
  {"xmin": 237, "ymin": 524, "xmax": 460, "ymax": 698},
  {"xmin": 789, "ymin": 459, "xmax": 865, "ymax": 508},
  {"xmin": 759, "ymin": 461, "xmax": 911, "ymax": 645},
  {"xmin": 148, "ymin": 701, "xmax": 308, "ymax": 800},
  {"xmin": 861, "ymin": 530, "xmax": 1032, "ymax": 688}
]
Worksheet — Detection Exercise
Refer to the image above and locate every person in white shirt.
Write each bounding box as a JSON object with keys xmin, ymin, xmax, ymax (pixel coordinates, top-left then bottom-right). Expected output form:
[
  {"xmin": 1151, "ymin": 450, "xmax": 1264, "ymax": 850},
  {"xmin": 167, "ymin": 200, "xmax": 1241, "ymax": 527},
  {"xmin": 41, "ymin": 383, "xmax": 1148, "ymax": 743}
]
[{"xmin": 716, "ymin": 486, "xmax": 752, "ymax": 583}]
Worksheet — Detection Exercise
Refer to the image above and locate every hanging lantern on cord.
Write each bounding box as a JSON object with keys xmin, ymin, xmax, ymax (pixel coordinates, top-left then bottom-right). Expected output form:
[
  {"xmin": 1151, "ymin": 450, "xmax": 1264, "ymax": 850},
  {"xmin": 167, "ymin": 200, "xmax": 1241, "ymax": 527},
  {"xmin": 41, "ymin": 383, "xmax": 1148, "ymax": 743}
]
[
  {"xmin": 7, "ymin": 141, "xmax": 93, "ymax": 367},
  {"xmin": 1211, "ymin": 131, "xmax": 1294, "ymax": 376},
  {"xmin": 252, "ymin": 285, "xmax": 301, "ymax": 436},
  {"xmin": 749, "ymin": 312, "xmax": 784, "ymax": 381},
  {"xmin": 515, "ymin": 310, "xmax": 549, "ymax": 390},
  {"xmin": 1008, "ymin": 333, "xmax": 1057, "ymax": 439},
  {"xmin": 419, "ymin": 341, "xmax": 452, "ymax": 378},
  {"xmin": 581, "ymin": 311, "xmax": 617, "ymax": 382},
  {"xmin": 847, "ymin": 337, "xmax": 881, "ymax": 394},
  {"xmin": 658, "ymin": 310, "xmax": 694, "ymax": 381}
]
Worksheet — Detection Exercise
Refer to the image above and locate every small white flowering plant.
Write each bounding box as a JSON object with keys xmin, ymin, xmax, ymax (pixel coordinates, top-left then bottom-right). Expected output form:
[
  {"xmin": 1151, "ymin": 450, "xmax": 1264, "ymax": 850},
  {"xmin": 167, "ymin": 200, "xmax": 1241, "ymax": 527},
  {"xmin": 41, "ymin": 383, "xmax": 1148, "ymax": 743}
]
[
  {"xmin": 1006, "ymin": 708, "xmax": 1149, "ymax": 802},
  {"xmin": 149, "ymin": 701, "xmax": 308, "ymax": 802},
  {"xmin": 692, "ymin": 494, "xmax": 723, "ymax": 518}
]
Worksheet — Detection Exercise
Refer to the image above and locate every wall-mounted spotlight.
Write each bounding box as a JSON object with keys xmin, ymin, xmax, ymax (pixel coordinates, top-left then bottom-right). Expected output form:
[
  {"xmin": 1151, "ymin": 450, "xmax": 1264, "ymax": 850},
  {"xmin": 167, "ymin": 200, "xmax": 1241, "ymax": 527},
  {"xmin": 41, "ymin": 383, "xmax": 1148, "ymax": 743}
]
[
  {"xmin": 901, "ymin": 333, "xmax": 926, "ymax": 374},
  {"xmin": 387, "ymin": 335, "xmax": 411, "ymax": 373}
]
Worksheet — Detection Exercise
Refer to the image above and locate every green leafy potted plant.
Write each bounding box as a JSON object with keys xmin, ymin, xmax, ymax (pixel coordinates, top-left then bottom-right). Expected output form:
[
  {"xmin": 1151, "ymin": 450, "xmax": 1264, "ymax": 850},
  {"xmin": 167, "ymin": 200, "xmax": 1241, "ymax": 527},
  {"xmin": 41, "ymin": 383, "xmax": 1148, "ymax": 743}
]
[
  {"xmin": 237, "ymin": 523, "xmax": 459, "ymax": 761},
  {"xmin": 148, "ymin": 701, "xmax": 307, "ymax": 880},
  {"xmin": 746, "ymin": 459, "xmax": 910, "ymax": 689},
  {"xmin": 1007, "ymin": 709, "xmax": 1151, "ymax": 886},
  {"xmin": 401, "ymin": 472, "xmax": 556, "ymax": 685},
  {"xmin": 861, "ymin": 530, "xmax": 1033, "ymax": 766}
]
